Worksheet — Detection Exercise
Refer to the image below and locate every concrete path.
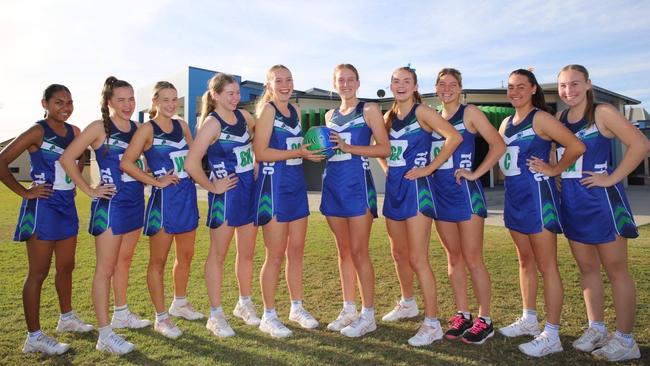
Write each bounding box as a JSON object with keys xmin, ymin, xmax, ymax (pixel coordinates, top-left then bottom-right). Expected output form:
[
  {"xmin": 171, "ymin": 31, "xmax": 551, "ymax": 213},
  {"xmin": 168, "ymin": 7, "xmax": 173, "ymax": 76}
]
[{"xmin": 198, "ymin": 185, "xmax": 650, "ymax": 227}]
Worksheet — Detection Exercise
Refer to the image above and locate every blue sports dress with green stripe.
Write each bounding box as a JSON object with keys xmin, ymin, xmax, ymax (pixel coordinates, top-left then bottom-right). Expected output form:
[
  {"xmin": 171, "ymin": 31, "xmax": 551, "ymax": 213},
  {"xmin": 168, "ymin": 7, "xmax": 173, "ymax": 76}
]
[
  {"xmin": 320, "ymin": 102, "xmax": 378, "ymax": 218},
  {"xmin": 89, "ymin": 120, "xmax": 144, "ymax": 236},
  {"xmin": 254, "ymin": 102, "xmax": 309, "ymax": 225},
  {"xmin": 205, "ymin": 110, "xmax": 255, "ymax": 228},
  {"xmin": 431, "ymin": 105, "xmax": 487, "ymax": 222},
  {"xmin": 383, "ymin": 104, "xmax": 437, "ymax": 220},
  {"xmin": 557, "ymin": 108, "xmax": 638, "ymax": 244},
  {"xmin": 143, "ymin": 119, "xmax": 198, "ymax": 236},
  {"xmin": 14, "ymin": 120, "xmax": 79, "ymax": 241},
  {"xmin": 498, "ymin": 109, "xmax": 562, "ymax": 234}
]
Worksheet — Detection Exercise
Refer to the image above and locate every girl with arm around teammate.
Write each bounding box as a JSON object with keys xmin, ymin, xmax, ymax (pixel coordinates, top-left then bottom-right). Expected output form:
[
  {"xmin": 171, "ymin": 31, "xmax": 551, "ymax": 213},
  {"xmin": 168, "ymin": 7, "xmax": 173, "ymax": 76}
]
[
  {"xmin": 186, "ymin": 73, "xmax": 260, "ymax": 338},
  {"xmin": 382, "ymin": 66, "xmax": 462, "ymax": 347},
  {"xmin": 431, "ymin": 68, "xmax": 506, "ymax": 344},
  {"xmin": 120, "ymin": 81, "xmax": 202, "ymax": 339}
]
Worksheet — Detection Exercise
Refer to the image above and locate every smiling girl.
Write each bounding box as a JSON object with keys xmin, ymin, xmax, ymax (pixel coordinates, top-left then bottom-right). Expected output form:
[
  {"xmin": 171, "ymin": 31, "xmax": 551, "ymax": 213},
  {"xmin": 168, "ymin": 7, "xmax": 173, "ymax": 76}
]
[
  {"xmin": 120, "ymin": 81, "xmax": 201, "ymax": 339},
  {"xmin": 186, "ymin": 73, "xmax": 259, "ymax": 338},
  {"xmin": 381, "ymin": 66, "xmax": 462, "ymax": 346},
  {"xmin": 253, "ymin": 65, "xmax": 324, "ymax": 338},
  {"xmin": 431, "ymin": 68, "xmax": 505, "ymax": 345},
  {"xmin": 553, "ymin": 64, "xmax": 648, "ymax": 362},
  {"xmin": 0, "ymin": 84, "xmax": 92, "ymax": 355},
  {"xmin": 321, "ymin": 64, "xmax": 390, "ymax": 337},
  {"xmin": 497, "ymin": 69, "xmax": 584, "ymax": 357}
]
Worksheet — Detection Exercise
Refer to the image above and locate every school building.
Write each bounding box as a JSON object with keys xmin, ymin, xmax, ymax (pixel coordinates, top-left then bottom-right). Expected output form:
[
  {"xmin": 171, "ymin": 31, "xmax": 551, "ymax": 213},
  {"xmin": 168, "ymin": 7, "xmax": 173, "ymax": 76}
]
[{"xmin": 134, "ymin": 66, "xmax": 650, "ymax": 192}]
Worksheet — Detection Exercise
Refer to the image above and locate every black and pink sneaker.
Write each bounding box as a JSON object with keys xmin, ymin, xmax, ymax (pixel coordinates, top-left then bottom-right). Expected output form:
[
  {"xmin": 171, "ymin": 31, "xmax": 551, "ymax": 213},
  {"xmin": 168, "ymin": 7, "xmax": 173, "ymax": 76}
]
[
  {"xmin": 445, "ymin": 312, "xmax": 472, "ymax": 340},
  {"xmin": 462, "ymin": 317, "xmax": 494, "ymax": 344}
]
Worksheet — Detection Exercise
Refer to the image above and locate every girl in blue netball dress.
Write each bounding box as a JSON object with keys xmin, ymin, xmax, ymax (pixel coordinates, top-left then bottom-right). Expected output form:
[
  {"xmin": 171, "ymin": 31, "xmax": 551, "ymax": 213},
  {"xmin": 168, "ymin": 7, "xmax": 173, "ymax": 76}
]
[
  {"xmin": 381, "ymin": 67, "xmax": 462, "ymax": 347},
  {"xmin": 0, "ymin": 84, "xmax": 93, "ymax": 355},
  {"xmin": 547, "ymin": 65, "xmax": 648, "ymax": 362},
  {"xmin": 431, "ymin": 68, "xmax": 505, "ymax": 345},
  {"xmin": 186, "ymin": 73, "xmax": 259, "ymax": 338},
  {"xmin": 60, "ymin": 77, "xmax": 149, "ymax": 355},
  {"xmin": 120, "ymin": 81, "xmax": 202, "ymax": 339},
  {"xmin": 321, "ymin": 64, "xmax": 390, "ymax": 337},
  {"xmin": 497, "ymin": 69, "xmax": 584, "ymax": 357},
  {"xmin": 253, "ymin": 65, "xmax": 324, "ymax": 338}
]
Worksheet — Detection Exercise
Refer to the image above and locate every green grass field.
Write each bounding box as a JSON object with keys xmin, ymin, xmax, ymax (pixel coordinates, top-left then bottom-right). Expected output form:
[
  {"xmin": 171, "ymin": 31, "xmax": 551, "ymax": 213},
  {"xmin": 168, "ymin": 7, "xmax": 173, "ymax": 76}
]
[{"xmin": 0, "ymin": 184, "xmax": 648, "ymax": 365}]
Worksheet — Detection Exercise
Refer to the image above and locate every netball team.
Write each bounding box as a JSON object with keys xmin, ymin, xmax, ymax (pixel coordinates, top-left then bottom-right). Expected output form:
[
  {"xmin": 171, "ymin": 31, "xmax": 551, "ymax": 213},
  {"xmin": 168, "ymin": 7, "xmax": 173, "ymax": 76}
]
[{"xmin": 0, "ymin": 63, "xmax": 647, "ymax": 362}]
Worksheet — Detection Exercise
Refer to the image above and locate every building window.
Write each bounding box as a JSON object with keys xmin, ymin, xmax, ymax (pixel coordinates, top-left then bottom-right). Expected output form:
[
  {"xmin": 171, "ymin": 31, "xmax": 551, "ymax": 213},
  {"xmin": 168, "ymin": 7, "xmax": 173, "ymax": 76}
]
[{"xmin": 10, "ymin": 167, "xmax": 19, "ymax": 173}]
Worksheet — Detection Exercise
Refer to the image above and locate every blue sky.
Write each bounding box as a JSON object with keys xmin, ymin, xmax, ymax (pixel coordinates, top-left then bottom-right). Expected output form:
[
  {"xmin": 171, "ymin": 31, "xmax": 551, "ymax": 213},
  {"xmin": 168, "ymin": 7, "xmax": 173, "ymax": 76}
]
[{"xmin": 1, "ymin": 0, "xmax": 649, "ymax": 140}]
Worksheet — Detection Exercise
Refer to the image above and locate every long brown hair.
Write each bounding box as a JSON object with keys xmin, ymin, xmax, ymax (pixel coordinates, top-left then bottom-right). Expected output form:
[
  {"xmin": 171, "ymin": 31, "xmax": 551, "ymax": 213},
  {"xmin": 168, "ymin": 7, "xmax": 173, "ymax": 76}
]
[
  {"xmin": 149, "ymin": 81, "xmax": 176, "ymax": 119},
  {"xmin": 101, "ymin": 76, "xmax": 132, "ymax": 148},
  {"xmin": 559, "ymin": 64, "xmax": 595, "ymax": 127},
  {"xmin": 199, "ymin": 73, "xmax": 237, "ymax": 129},
  {"xmin": 255, "ymin": 65, "xmax": 290, "ymax": 117},
  {"xmin": 509, "ymin": 69, "xmax": 549, "ymax": 112},
  {"xmin": 386, "ymin": 67, "xmax": 422, "ymax": 131}
]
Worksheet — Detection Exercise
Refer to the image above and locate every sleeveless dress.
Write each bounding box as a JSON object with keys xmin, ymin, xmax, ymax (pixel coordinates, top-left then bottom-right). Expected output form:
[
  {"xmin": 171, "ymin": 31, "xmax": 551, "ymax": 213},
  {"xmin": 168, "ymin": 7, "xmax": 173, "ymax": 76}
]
[
  {"xmin": 205, "ymin": 110, "xmax": 255, "ymax": 228},
  {"xmin": 254, "ymin": 102, "xmax": 309, "ymax": 225},
  {"xmin": 498, "ymin": 109, "xmax": 562, "ymax": 234},
  {"xmin": 383, "ymin": 104, "xmax": 437, "ymax": 221},
  {"xmin": 143, "ymin": 119, "xmax": 199, "ymax": 235},
  {"xmin": 320, "ymin": 101, "xmax": 378, "ymax": 218},
  {"xmin": 89, "ymin": 120, "xmax": 144, "ymax": 235},
  {"xmin": 557, "ymin": 108, "xmax": 638, "ymax": 243},
  {"xmin": 14, "ymin": 120, "xmax": 79, "ymax": 241},
  {"xmin": 431, "ymin": 105, "xmax": 487, "ymax": 222}
]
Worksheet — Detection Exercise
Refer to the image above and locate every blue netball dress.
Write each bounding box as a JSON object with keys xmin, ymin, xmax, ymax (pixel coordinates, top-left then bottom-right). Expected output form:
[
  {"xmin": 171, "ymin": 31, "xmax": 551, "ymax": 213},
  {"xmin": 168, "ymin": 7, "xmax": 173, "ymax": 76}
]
[
  {"xmin": 89, "ymin": 120, "xmax": 145, "ymax": 236},
  {"xmin": 254, "ymin": 102, "xmax": 309, "ymax": 225},
  {"xmin": 14, "ymin": 120, "xmax": 78, "ymax": 241},
  {"xmin": 431, "ymin": 105, "xmax": 487, "ymax": 222},
  {"xmin": 320, "ymin": 102, "xmax": 378, "ymax": 218},
  {"xmin": 498, "ymin": 109, "xmax": 562, "ymax": 234},
  {"xmin": 205, "ymin": 110, "xmax": 255, "ymax": 228},
  {"xmin": 383, "ymin": 104, "xmax": 437, "ymax": 221},
  {"xmin": 143, "ymin": 119, "xmax": 198, "ymax": 236},
  {"xmin": 557, "ymin": 109, "xmax": 638, "ymax": 244}
]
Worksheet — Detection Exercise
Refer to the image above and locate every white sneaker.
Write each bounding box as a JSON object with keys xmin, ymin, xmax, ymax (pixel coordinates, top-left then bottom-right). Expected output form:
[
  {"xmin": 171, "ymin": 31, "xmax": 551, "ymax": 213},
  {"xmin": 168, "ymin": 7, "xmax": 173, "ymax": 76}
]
[
  {"xmin": 592, "ymin": 336, "xmax": 641, "ymax": 362},
  {"xmin": 22, "ymin": 333, "xmax": 70, "ymax": 355},
  {"xmin": 154, "ymin": 317, "xmax": 182, "ymax": 339},
  {"xmin": 381, "ymin": 300, "xmax": 419, "ymax": 322},
  {"xmin": 518, "ymin": 331, "xmax": 563, "ymax": 357},
  {"xmin": 572, "ymin": 327, "xmax": 608, "ymax": 352},
  {"xmin": 289, "ymin": 307, "xmax": 319, "ymax": 329},
  {"xmin": 340, "ymin": 313, "xmax": 377, "ymax": 337},
  {"xmin": 111, "ymin": 311, "xmax": 151, "ymax": 329},
  {"xmin": 56, "ymin": 312, "xmax": 94, "ymax": 333},
  {"xmin": 498, "ymin": 317, "xmax": 541, "ymax": 338},
  {"xmin": 169, "ymin": 301, "xmax": 204, "ymax": 320},
  {"xmin": 327, "ymin": 308, "xmax": 358, "ymax": 332},
  {"xmin": 96, "ymin": 332, "xmax": 134, "ymax": 355},
  {"xmin": 206, "ymin": 313, "xmax": 236, "ymax": 338},
  {"xmin": 408, "ymin": 322, "xmax": 444, "ymax": 347},
  {"xmin": 233, "ymin": 301, "xmax": 261, "ymax": 326},
  {"xmin": 259, "ymin": 316, "xmax": 293, "ymax": 338}
]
